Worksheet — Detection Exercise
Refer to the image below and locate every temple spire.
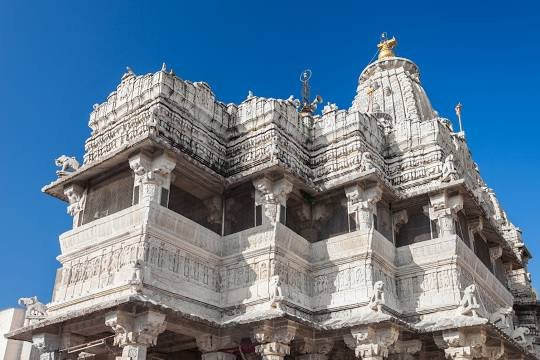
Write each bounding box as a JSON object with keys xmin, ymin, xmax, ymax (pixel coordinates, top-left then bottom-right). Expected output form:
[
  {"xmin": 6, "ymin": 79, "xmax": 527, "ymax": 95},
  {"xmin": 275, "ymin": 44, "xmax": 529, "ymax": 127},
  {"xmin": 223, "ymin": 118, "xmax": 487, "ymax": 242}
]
[{"xmin": 377, "ymin": 32, "xmax": 397, "ymax": 60}]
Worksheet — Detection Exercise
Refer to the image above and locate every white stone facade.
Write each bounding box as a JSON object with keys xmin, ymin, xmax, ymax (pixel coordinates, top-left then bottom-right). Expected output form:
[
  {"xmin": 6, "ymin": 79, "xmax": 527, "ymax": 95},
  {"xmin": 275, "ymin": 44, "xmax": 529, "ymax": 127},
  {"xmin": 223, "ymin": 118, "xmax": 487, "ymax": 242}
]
[{"xmin": 6, "ymin": 40, "xmax": 540, "ymax": 360}]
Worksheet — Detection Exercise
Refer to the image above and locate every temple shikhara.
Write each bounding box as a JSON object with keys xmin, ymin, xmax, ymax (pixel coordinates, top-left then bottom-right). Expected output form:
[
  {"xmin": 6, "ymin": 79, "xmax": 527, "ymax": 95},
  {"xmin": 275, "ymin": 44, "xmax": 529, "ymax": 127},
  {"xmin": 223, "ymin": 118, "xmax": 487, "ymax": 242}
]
[{"xmin": 5, "ymin": 36, "xmax": 540, "ymax": 360}]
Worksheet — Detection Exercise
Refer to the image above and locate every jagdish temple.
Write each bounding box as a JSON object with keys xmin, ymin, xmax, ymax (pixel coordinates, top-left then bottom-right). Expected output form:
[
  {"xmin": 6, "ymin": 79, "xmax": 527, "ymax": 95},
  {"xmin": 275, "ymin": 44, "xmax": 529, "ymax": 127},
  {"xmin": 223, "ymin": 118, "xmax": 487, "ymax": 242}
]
[{"xmin": 5, "ymin": 35, "xmax": 540, "ymax": 360}]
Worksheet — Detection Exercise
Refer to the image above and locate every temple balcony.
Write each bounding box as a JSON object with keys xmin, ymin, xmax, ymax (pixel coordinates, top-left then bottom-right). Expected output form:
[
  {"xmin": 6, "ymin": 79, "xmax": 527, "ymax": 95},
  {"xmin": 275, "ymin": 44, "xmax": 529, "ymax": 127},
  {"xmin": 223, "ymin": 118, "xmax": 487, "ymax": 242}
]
[{"xmin": 50, "ymin": 198, "xmax": 513, "ymax": 325}]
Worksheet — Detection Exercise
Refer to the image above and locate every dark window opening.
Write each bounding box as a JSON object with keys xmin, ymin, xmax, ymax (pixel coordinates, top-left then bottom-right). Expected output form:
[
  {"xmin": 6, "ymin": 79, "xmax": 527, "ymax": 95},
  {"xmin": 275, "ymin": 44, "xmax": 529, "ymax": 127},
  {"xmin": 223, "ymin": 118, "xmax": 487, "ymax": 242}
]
[
  {"xmin": 395, "ymin": 205, "xmax": 433, "ymax": 247},
  {"xmin": 279, "ymin": 205, "xmax": 286, "ymax": 224},
  {"xmin": 168, "ymin": 184, "xmax": 221, "ymax": 234},
  {"xmin": 474, "ymin": 234, "xmax": 493, "ymax": 272},
  {"xmin": 224, "ymin": 184, "xmax": 255, "ymax": 235},
  {"xmin": 82, "ymin": 169, "xmax": 134, "ymax": 225},
  {"xmin": 132, "ymin": 185, "xmax": 140, "ymax": 205},
  {"xmin": 160, "ymin": 187, "xmax": 170, "ymax": 207},
  {"xmin": 348, "ymin": 212, "xmax": 357, "ymax": 232},
  {"xmin": 255, "ymin": 205, "xmax": 262, "ymax": 226}
]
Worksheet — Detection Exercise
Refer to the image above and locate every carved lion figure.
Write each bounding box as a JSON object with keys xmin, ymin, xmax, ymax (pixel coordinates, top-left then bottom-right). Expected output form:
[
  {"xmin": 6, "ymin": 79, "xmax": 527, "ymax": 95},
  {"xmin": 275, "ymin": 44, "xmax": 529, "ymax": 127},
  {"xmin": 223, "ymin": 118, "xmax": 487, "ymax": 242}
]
[
  {"xmin": 55, "ymin": 155, "xmax": 80, "ymax": 177},
  {"xmin": 269, "ymin": 275, "xmax": 284, "ymax": 308},
  {"xmin": 457, "ymin": 284, "xmax": 481, "ymax": 317},
  {"xmin": 368, "ymin": 280, "xmax": 385, "ymax": 312},
  {"xmin": 18, "ymin": 296, "xmax": 47, "ymax": 319}
]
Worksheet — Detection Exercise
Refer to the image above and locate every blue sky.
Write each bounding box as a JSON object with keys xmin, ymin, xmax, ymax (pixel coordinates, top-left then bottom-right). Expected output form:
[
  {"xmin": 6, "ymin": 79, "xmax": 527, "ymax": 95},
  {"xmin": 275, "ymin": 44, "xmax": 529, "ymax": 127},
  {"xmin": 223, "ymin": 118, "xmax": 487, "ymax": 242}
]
[{"xmin": 0, "ymin": 0, "xmax": 539, "ymax": 309}]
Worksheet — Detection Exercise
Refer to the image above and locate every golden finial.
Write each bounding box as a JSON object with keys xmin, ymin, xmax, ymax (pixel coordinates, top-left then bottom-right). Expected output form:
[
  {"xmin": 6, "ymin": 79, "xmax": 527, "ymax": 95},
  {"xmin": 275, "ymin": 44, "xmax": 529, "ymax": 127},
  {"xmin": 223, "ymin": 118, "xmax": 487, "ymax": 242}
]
[{"xmin": 377, "ymin": 33, "xmax": 397, "ymax": 60}]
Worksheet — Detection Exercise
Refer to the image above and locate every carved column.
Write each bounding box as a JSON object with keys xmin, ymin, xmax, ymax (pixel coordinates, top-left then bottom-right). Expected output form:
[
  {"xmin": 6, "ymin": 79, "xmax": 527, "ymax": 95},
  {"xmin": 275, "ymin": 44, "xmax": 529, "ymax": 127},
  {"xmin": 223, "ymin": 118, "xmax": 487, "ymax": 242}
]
[
  {"xmin": 129, "ymin": 152, "xmax": 176, "ymax": 206},
  {"xmin": 32, "ymin": 333, "xmax": 60, "ymax": 360},
  {"xmin": 434, "ymin": 328, "xmax": 486, "ymax": 360},
  {"xmin": 296, "ymin": 339, "xmax": 334, "ymax": 360},
  {"xmin": 64, "ymin": 184, "xmax": 85, "ymax": 228},
  {"xmin": 253, "ymin": 178, "xmax": 293, "ymax": 225},
  {"xmin": 428, "ymin": 191, "xmax": 464, "ymax": 239},
  {"xmin": 105, "ymin": 310, "xmax": 166, "ymax": 360},
  {"xmin": 195, "ymin": 334, "xmax": 236, "ymax": 360},
  {"xmin": 345, "ymin": 184, "xmax": 382, "ymax": 233},
  {"xmin": 344, "ymin": 324, "xmax": 399, "ymax": 360},
  {"xmin": 253, "ymin": 324, "xmax": 296, "ymax": 360}
]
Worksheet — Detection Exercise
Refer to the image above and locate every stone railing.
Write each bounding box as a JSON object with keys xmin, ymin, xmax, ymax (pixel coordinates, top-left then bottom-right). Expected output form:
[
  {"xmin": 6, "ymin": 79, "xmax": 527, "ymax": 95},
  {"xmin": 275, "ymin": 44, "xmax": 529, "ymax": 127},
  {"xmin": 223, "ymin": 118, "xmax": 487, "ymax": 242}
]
[
  {"xmin": 59, "ymin": 204, "xmax": 145, "ymax": 257},
  {"xmin": 146, "ymin": 204, "xmax": 222, "ymax": 257},
  {"xmin": 396, "ymin": 235, "xmax": 513, "ymax": 315}
]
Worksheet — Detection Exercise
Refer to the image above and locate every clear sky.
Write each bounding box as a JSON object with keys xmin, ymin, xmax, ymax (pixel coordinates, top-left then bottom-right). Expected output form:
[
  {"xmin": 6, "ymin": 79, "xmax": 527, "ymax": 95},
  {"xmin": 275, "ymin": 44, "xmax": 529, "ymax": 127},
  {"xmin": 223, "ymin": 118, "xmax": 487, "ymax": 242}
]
[{"xmin": 0, "ymin": 0, "xmax": 539, "ymax": 309}]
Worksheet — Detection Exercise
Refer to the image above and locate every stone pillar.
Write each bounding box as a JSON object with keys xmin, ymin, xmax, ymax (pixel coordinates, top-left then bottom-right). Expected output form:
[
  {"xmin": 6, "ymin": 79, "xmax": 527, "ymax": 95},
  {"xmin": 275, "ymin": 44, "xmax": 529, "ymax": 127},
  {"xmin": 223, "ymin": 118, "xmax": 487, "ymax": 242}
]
[
  {"xmin": 32, "ymin": 333, "xmax": 60, "ymax": 360},
  {"xmin": 345, "ymin": 184, "xmax": 382, "ymax": 233},
  {"xmin": 64, "ymin": 184, "xmax": 85, "ymax": 228},
  {"xmin": 253, "ymin": 178, "xmax": 293, "ymax": 225},
  {"xmin": 253, "ymin": 324, "xmax": 296, "ymax": 360},
  {"xmin": 428, "ymin": 191, "xmax": 463, "ymax": 239},
  {"xmin": 389, "ymin": 340, "xmax": 422, "ymax": 360},
  {"xmin": 434, "ymin": 328, "xmax": 486, "ymax": 360},
  {"xmin": 195, "ymin": 334, "xmax": 236, "ymax": 360},
  {"xmin": 344, "ymin": 324, "xmax": 399, "ymax": 360},
  {"xmin": 105, "ymin": 310, "xmax": 166, "ymax": 360},
  {"xmin": 129, "ymin": 152, "xmax": 176, "ymax": 207},
  {"xmin": 296, "ymin": 339, "xmax": 334, "ymax": 360}
]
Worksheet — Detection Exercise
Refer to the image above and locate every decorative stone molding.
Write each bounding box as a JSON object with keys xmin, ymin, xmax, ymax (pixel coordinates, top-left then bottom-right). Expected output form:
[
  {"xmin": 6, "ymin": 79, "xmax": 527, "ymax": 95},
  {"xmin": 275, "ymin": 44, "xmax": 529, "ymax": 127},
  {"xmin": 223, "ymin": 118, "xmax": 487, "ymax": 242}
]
[
  {"xmin": 252, "ymin": 178, "xmax": 293, "ymax": 224},
  {"xmin": 129, "ymin": 152, "xmax": 176, "ymax": 206},
  {"xmin": 428, "ymin": 191, "xmax": 463, "ymax": 238},
  {"xmin": 434, "ymin": 328, "xmax": 487, "ymax": 360},
  {"xmin": 344, "ymin": 324, "xmax": 399, "ymax": 360},
  {"xmin": 253, "ymin": 324, "xmax": 296, "ymax": 360},
  {"xmin": 105, "ymin": 310, "xmax": 166, "ymax": 360},
  {"xmin": 345, "ymin": 184, "xmax": 382, "ymax": 232},
  {"xmin": 32, "ymin": 333, "xmax": 60, "ymax": 360},
  {"xmin": 64, "ymin": 184, "xmax": 85, "ymax": 228}
]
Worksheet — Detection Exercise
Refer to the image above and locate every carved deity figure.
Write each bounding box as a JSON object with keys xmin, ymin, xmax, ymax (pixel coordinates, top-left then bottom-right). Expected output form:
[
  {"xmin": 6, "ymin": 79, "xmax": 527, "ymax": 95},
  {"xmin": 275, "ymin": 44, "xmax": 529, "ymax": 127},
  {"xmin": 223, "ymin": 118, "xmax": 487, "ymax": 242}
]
[
  {"xmin": 269, "ymin": 275, "xmax": 284, "ymax": 308},
  {"xmin": 457, "ymin": 284, "xmax": 480, "ymax": 317},
  {"xmin": 55, "ymin": 155, "xmax": 80, "ymax": 177},
  {"xmin": 368, "ymin": 281, "xmax": 385, "ymax": 312},
  {"xmin": 18, "ymin": 296, "xmax": 47, "ymax": 320},
  {"xmin": 441, "ymin": 154, "xmax": 458, "ymax": 182}
]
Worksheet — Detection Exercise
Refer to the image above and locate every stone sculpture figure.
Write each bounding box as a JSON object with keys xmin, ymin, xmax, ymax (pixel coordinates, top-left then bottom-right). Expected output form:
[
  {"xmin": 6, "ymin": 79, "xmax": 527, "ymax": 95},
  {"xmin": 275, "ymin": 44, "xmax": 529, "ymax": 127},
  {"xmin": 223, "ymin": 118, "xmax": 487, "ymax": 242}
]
[
  {"xmin": 18, "ymin": 296, "xmax": 47, "ymax": 320},
  {"xmin": 269, "ymin": 275, "xmax": 284, "ymax": 308},
  {"xmin": 489, "ymin": 307, "xmax": 514, "ymax": 329},
  {"xmin": 368, "ymin": 281, "xmax": 385, "ymax": 312},
  {"xmin": 457, "ymin": 284, "xmax": 480, "ymax": 317},
  {"xmin": 512, "ymin": 327, "xmax": 531, "ymax": 347},
  {"xmin": 441, "ymin": 154, "xmax": 458, "ymax": 182},
  {"xmin": 55, "ymin": 155, "xmax": 80, "ymax": 177},
  {"xmin": 360, "ymin": 152, "xmax": 374, "ymax": 172}
]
